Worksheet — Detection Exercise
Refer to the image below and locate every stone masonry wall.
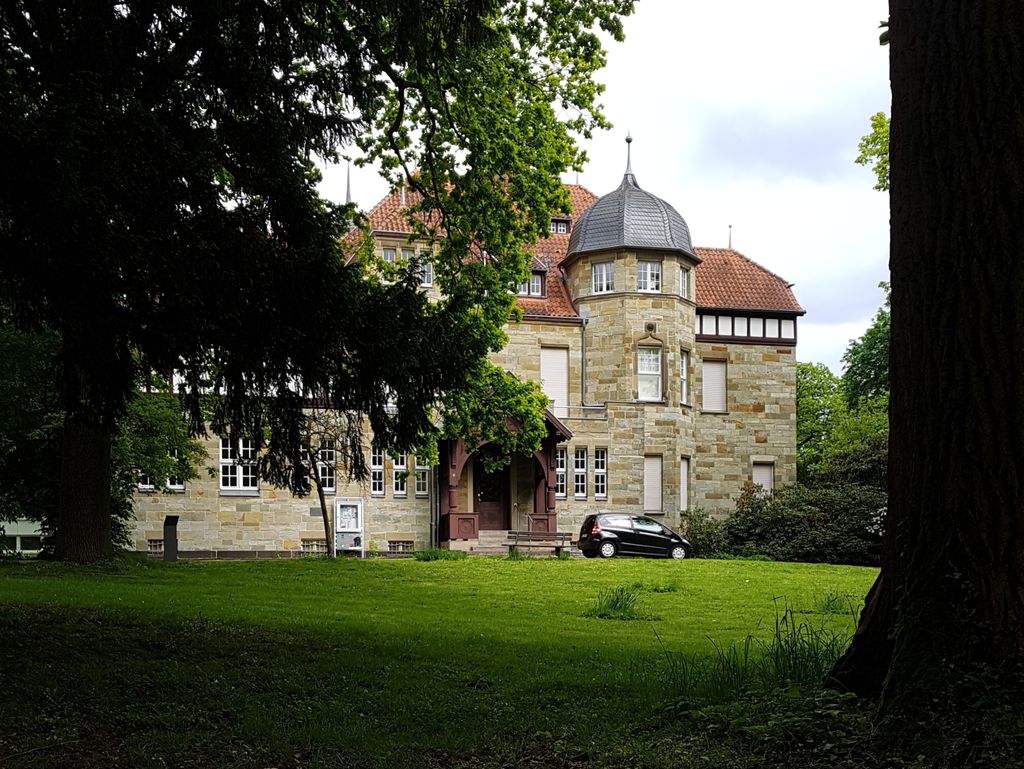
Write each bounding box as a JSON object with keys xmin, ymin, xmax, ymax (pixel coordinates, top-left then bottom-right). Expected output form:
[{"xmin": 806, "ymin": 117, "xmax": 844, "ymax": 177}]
[{"xmin": 692, "ymin": 342, "xmax": 798, "ymax": 516}]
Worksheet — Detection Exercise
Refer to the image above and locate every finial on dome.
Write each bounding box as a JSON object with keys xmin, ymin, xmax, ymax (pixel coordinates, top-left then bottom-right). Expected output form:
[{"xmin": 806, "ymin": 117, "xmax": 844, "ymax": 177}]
[{"xmin": 625, "ymin": 132, "xmax": 633, "ymax": 174}]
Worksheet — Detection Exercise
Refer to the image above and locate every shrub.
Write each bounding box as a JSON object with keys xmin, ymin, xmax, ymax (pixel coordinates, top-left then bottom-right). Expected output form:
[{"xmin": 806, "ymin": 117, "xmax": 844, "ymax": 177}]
[
  {"xmin": 720, "ymin": 482, "xmax": 886, "ymax": 566},
  {"xmin": 413, "ymin": 548, "xmax": 467, "ymax": 561},
  {"xmin": 679, "ymin": 507, "xmax": 726, "ymax": 557}
]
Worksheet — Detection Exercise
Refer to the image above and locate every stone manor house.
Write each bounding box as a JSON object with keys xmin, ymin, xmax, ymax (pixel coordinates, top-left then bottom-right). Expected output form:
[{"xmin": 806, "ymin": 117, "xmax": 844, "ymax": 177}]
[{"xmin": 131, "ymin": 157, "xmax": 803, "ymax": 557}]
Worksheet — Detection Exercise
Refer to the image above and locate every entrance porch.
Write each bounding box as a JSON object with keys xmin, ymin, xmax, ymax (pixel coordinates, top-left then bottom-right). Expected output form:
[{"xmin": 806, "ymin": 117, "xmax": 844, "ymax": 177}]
[{"xmin": 437, "ymin": 410, "xmax": 572, "ymax": 544}]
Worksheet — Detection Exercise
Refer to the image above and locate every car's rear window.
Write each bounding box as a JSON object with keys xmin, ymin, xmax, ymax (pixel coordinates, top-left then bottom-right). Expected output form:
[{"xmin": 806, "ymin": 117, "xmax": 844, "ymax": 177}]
[{"xmin": 600, "ymin": 514, "xmax": 632, "ymax": 528}]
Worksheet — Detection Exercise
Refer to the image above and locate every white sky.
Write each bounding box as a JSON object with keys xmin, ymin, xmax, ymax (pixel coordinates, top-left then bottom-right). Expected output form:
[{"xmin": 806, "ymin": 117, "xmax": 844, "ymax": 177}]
[{"xmin": 319, "ymin": 0, "xmax": 891, "ymax": 375}]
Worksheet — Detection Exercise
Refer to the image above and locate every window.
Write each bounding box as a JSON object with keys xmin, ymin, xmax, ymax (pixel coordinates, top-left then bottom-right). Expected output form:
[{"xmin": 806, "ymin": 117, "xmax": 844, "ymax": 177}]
[
  {"xmin": 517, "ymin": 272, "xmax": 545, "ymax": 297},
  {"xmin": 753, "ymin": 462, "xmax": 775, "ymax": 492},
  {"xmin": 420, "ymin": 258, "xmax": 433, "ymax": 287},
  {"xmin": 540, "ymin": 346, "xmax": 569, "ymax": 418},
  {"xmin": 147, "ymin": 539, "xmax": 164, "ymax": 555},
  {"xmin": 702, "ymin": 360, "xmax": 727, "ymax": 412},
  {"xmin": 388, "ymin": 540, "xmax": 415, "ymax": 554},
  {"xmin": 592, "ymin": 262, "xmax": 614, "ymax": 293},
  {"xmin": 382, "ymin": 247, "xmax": 396, "ymax": 265},
  {"xmin": 302, "ymin": 539, "xmax": 328, "ymax": 554},
  {"xmin": 680, "ymin": 350, "xmax": 690, "ymax": 405},
  {"xmin": 679, "ymin": 457, "xmax": 690, "ymax": 511},
  {"xmin": 594, "ymin": 448, "xmax": 608, "ymax": 500},
  {"xmin": 643, "ymin": 455, "xmax": 663, "ymax": 513},
  {"xmin": 550, "ymin": 218, "xmax": 569, "ymax": 234},
  {"xmin": 680, "ymin": 266, "xmax": 690, "ymax": 299},
  {"xmin": 637, "ymin": 346, "xmax": 662, "ymax": 401},
  {"xmin": 220, "ymin": 438, "xmax": 258, "ymax": 493},
  {"xmin": 555, "ymin": 447, "xmax": 567, "ymax": 499},
  {"xmin": 401, "ymin": 247, "xmax": 414, "ymax": 264},
  {"xmin": 393, "ymin": 452, "xmax": 407, "ymax": 497},
  {"xmin": 166, "ymin": 448, "xmax": 185, "ymax": 491},
  {"xmin": 137, "ymin": 471, "xmax": 155, "ymax": 491},
  {"xmin": 573, "ymin": 448, "xmax": 587, "ymax": 499},
  {"xmin": 530, "ymin": 272, "xmax": 544, "ymax": 296},
  {"xmin": 415, "ymin": 457, "xmax": 429, "ymax": 497},
  {"xmin": 637, "ymin": 260, "xmax": 661, "ymax": 292},
  {"xmin": 370, "ymin": 446, "xmax": 385, "ymax": 496},
  {"xmin": 317, "ymin": 441, "xmax": 336, "ymax": 492}
]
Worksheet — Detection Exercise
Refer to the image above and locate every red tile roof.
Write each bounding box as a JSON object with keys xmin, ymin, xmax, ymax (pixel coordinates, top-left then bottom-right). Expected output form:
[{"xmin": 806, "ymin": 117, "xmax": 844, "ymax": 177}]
[
  {"xmin": 363, "ymin": 184, "xmax": 802, "ymax": 317},
  {"xmin": 693, "ymin": 248, "xmax": 804, "ymax": 314}
]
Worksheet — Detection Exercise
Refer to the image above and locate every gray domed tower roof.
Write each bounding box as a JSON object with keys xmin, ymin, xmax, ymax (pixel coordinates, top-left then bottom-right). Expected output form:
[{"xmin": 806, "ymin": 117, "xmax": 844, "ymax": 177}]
[{"xmin": 568, "ymin": 137, "xmax": 696, "ymax": 259}]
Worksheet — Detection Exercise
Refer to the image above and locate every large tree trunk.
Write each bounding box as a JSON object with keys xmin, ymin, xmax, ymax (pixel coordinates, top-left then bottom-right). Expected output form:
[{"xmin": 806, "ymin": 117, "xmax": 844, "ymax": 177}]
[
  {"xmin": 54, "ymin": 411, "xmax": 114, "ymax": 562},
  {"xmin": 829, "ymin": 0, "xmax": 1024, "ymax": 716},
  {"xmin": 52, "ymin": 324, "xmax": 118, "ymax": 563}
]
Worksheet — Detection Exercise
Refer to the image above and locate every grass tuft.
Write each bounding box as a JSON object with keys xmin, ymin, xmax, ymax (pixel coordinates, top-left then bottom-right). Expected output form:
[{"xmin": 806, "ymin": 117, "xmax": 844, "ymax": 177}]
[
  {"xmin": 582, "ymin": 585, "xmax": 659, "ymax": 621},
  {"xmin": 660, "ymin": 602, "xmax": 855, "ymax": 705}
]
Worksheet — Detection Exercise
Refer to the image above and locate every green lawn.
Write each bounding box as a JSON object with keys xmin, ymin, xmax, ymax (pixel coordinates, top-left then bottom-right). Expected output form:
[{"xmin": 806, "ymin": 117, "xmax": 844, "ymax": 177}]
[{"xmin": 0, "ymin": 556, "xmax": 876, "ymax": 768}]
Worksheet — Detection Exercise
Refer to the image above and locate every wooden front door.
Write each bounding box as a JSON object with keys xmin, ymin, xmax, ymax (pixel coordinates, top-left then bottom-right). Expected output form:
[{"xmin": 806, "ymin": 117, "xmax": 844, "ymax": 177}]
[{"xmin": 473, "ymin": 450, "xmax": 509, "ymax": 531}]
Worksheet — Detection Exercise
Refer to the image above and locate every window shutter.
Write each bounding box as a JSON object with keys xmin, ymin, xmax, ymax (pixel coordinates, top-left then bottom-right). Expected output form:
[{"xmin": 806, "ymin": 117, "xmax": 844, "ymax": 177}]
[
  {"xmin": 702, "ymin": 360, "xmax": 727, "ymax": 412},
  {"xmin": 679, "ymin": 457, "xmax": 689, "ymax": 510},
  {"xmin": 753, "ymin": 462, "xmax": 774, "ymax": 492},
  {"xmin": 540, "ymin": 347, "xmax": 569, "ymax": 418},
  {"xmin": 644, "ymin": 455, "xmax": 662, "ymax": 512}
]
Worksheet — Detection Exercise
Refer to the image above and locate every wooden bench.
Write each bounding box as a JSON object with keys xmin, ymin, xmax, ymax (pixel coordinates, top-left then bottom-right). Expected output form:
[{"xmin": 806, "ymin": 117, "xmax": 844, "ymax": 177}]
[{"xmin": 505, "ymin": 530, "xmax": 572, "ymax": 557}]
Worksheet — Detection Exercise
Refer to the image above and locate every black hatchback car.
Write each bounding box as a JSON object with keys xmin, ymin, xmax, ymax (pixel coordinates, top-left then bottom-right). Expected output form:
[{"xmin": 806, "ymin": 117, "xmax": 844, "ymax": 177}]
[{"xmin": 577, "ymin": 513, "xmax": 692, "ymax": 559}]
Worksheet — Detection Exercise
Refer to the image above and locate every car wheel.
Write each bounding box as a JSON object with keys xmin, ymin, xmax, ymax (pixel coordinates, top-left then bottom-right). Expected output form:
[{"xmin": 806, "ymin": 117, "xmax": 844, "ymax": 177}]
[
  {"xmin": 669, "ymin": 545, "xmax": 689, "ymax": 559},
  {"xmin": 599, "ymin": 541, "xmax": 617, "ymax": 559}
]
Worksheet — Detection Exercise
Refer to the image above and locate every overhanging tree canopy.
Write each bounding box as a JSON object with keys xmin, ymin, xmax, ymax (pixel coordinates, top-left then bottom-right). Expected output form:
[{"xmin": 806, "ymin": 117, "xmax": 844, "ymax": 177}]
[{"xmin": 0, "ymin": 0, "xmax": 633, "ymax": 561}]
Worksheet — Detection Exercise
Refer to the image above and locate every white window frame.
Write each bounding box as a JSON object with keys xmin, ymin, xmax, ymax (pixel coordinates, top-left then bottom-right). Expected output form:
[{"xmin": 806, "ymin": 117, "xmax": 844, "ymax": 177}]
[
  {"xmin": 637, "ymin": 260, "xmax": 661, "ymax": 292},
  {"xmin": 550, "ymin": 218, "xmax": 569, "ymax": 234},
  {"xmin": 573, "ymin": 447, "xmax": 587, "ymax": 499},
  {"xmin": 637, "ymin": 346, "xmax": 663, "ymax": 402},
  {"xmin": 317, "ymin": 441, "xmax": 336, "ymax": 492},
  {"xmin": 680, "ymin": 349, "xmax": 690, "ymax": 406},
  {"xmin": 370, "ymin": 445, "xmax": 385, "ymax": 497},
  {"xmin": 401, "ymin": 247, "xmax": 414, "ymax": 263},
  {"xmin": 594, "ymin": 448, "xmax": 608, "ymax": 500},
  {"xmin": 219, "ymin": 437, "xmax": 259, "ymax": 494},
  {"xmin": 166, "ymin": 448, "xmax": 185, "ymax": 491},
  {"xmin": 592, "ymin": 262, "xmax": 614, "ymax": 293},
  {"xmin": 382, "ymin": 247, "xmax": 396, "ymax": 265},
  {"xmin": 420, "ymin": 257, "xmax": 433, "ymax": 287},
  {"xmin": 529, "ymin": 272, "xmax": 544, "ymax": 296},
  {"xmin": 393, "ymin": 452, "xmax": 407, "ymax": 497},
  {"xmin": 414, "ymin": 457, "xmax": 429, "ymax": 497},
  {"xmin": 555, "ymin": 447, "xmax": 567, "ymax": 499},
  {"xmin": 137, "ymin": 471, "xmax": 155, "ymax": 492},
  {"xmin": 680, "ymin": 266, "xmax": 690, "ymax": 299}
]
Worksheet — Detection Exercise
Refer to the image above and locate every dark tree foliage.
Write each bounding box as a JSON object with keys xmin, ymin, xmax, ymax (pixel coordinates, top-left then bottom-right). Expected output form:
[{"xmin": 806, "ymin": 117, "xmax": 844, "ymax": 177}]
[
  {"xmin": 0, "ymin": 1, "xmax": 632, "ymax": 561},
  {"xmin": 0, "ymin": 328, "xmax": 61, "ymax": 524}
]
